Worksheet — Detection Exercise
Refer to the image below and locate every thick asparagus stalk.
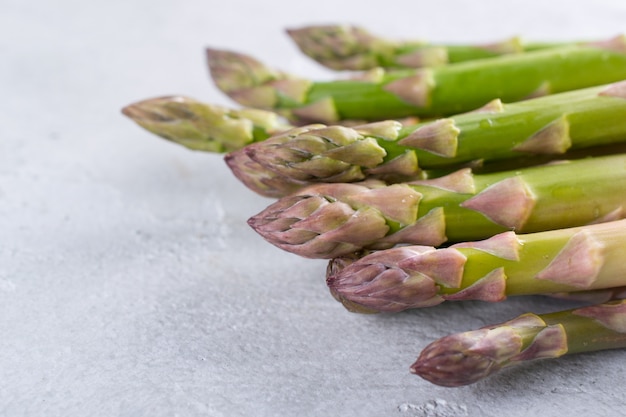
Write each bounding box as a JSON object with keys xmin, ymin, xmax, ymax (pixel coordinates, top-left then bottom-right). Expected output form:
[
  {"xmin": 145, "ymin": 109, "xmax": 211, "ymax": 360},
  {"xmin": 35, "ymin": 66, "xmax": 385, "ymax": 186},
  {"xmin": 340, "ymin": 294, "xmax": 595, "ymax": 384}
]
[
  {"xmin": 248, "ymin": 153, "xmax": 626, "ymax": 259},
  {"xmin": 121, "ymin": 96, "xmax": 289, "ymax": 153},
  {"xmin": 326, "ymin": 220, "xmax": 626, "ymax": 313},
  {"xmin": 326, "ymin": 253, "xmax": 626, "ymax": 305},
  {"xmin": 234, "ymin": 81, "xmax": 626, "ymax": 195},
  {"xmin": 207, "ymin": 36, "xmax": 626, "ymax": 123},
  {"xmin": 287, "ymin": 24, "xmax": 564, "ymax": 71},
  {"xmin": 411, "ymin": 299, "xmax": 626, "ymax": 387}
]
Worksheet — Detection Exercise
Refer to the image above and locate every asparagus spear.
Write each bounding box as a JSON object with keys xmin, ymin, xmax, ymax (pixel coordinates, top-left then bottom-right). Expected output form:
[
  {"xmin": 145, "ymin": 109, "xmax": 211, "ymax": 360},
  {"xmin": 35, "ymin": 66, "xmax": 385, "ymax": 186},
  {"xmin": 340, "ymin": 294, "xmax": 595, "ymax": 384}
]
[
  {"xmin": 234, "ymin": 81, "xmax": 626, "ymax": 195},
  {"xmin": 122, "ymin": 96, "xmax": 419, "ymax": 154},
  {"xmin": 206, "ymin": 36, "xmax": 626, "ymax": 123},
  {"xmin": 248, "ymin": 153, "xmax": 626, "ymax": 259},
  {"xmin": 286, "ymin": 24, "xmax": 564, "ymax": 71},
  {"xmin": 121, "ymin": 96, "xmax": 289, "ymax": 153},
  {"xmin": 411, "ymin": 299, "xmax": 626, "ymax": 387},
  {"xmin": 119, "ymin": 96, "xmax": 413, "ymax": 198},
  {"xmin": 326, "ymin": 219, "xmax": 626, "ymax": 313},
  {"xmin": 326, "ymin": 253, "xmax": 626, "ymax": 311}
]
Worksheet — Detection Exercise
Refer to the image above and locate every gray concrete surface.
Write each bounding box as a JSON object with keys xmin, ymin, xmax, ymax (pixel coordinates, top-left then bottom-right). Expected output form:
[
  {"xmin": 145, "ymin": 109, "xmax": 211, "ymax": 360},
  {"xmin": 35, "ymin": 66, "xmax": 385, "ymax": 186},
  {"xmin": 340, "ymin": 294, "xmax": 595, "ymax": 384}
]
[{"xmin": 2, "ymin": 0, "xmax": 626, "ymax": 416}]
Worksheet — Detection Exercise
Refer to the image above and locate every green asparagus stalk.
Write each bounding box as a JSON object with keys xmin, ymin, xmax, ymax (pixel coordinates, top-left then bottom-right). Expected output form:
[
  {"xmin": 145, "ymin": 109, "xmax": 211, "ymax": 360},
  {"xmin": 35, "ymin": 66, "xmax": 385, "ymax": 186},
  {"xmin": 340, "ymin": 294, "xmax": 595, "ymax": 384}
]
[
  {"xmin": 326, "ymin": 253, "xmax": 626, "ymax": 309},
  {"xmin": 238, "ymin": 120, "xmax": 424, "ymax": 193},
  {"xmin": 326, "ymin": 220, "xmax": 626, "ymax": 313},
  {"xmin": 206, "ymin": 36, "xmax": 626, "ymax": 123},
  {"xmin": 411, "ymin": 299, "xmax": 626, "ymax": 387},
  {"xmin": 287, "ymin": 24, "xmax": 565, "ymax": 71},
  {"xmin": 248, "ymin": 153, "xmax": 626, "ymax": 259},
  {"xmin": 235, "ymin": 81, "xmax": 626, "ymax": 195},
  {"xmin": 122, "ymin": 96, "xmax": 419, "ymax": 155},
  {"xmin": 121, "ymin": 96, "xmax": 290, "ymax": 153}
]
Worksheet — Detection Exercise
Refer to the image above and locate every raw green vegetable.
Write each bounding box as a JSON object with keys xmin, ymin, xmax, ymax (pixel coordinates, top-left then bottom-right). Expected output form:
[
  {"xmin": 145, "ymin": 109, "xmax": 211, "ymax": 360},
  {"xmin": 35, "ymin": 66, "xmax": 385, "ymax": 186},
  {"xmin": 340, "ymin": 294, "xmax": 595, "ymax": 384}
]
[
  {"xmin": 411, "ymin": 299, "xmax": 626, "ymax": 387},
  {"xmin": 248, "ymin": 153, "xmax": 626, "ymax": 258},
  {"xmin": 207, "ymin": 36, "xmax": 626, "ymax": 123},
  {"xmin": 327, "ymin": 220, "xmax": 626, "ymax": 312},
  {"xmin": 287, "ymin": 24, "xmax": 567, "ymax": 70},
  {"xmin": 234, "ymin": 81, "xmax": 626, "ymax": 196},
  {"xmin": 122, "ymin": 95, "xmax": 289, "ymax": 153}
]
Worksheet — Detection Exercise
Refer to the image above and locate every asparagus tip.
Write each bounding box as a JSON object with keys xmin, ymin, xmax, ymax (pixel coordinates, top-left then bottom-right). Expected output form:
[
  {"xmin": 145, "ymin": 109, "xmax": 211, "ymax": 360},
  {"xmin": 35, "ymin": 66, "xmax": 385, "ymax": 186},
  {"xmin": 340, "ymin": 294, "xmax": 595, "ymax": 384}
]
[
  {"xmin": 205, "ymin": 47, "xmax": 277, "ymax": 96},
  {"xmin": 326, "ymin": 246, "xmax": 456, "ymax": 313},
  {"xmin": 224, "ymin": 150, "xmax": 303, "ymax": 198},
  {"xmin": 121, "ymin": 95, "xmax": 187, "ymax": 121},
  {"xmin": 285, "ymin": 24, "xmax": 384, "ymax": 71},
  {"xmin": 409, "ymin": 333, "xmax": 500, "ymax": 387},
  {"xmin": 247, "ymin": 183, "xmax": 393, "ymax": 258}
]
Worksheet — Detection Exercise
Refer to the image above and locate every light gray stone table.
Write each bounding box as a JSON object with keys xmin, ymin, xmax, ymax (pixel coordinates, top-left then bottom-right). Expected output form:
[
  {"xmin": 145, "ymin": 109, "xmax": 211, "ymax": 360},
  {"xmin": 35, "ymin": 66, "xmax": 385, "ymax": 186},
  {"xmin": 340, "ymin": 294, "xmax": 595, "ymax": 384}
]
[{"xmin": 3, "ymin": 1, "xmax": 626, "ymax": 415}]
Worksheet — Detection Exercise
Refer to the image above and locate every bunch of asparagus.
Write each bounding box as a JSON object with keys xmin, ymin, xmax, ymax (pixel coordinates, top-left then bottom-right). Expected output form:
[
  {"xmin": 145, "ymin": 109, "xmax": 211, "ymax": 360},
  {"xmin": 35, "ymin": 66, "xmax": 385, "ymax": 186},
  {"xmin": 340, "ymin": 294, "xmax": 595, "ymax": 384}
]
[{"xmin": 123, "ymin": 25, "xmax": 626, "ymax": 387}]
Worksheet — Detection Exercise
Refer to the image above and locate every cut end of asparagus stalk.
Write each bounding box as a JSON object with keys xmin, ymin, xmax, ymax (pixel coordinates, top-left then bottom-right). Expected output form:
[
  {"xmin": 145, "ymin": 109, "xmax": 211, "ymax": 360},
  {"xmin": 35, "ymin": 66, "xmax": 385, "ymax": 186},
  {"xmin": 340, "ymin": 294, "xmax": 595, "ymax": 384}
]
[{"xmin": 122, "ymin": 96, "xmax": 285, "ymax": 153}]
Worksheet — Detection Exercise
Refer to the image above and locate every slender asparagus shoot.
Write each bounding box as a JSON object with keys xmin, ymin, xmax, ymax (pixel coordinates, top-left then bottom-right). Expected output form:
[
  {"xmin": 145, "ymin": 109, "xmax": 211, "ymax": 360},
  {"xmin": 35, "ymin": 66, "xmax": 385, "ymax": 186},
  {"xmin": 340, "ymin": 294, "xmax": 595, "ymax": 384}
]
[
  {"xmin": 327, "ymin": 219, "xmax": 626, "ymax": 313},
  {"xmin": 411, "ymin": 299, "xmax": 626, "ymax": 387},
  {"xmin": 233, "ymin": 81, "xmax": 626, "ymax": 196},
  {"xmin": 122, "ymin": 96, "xmax": 289, "ymax": 153},
  {"xmin": 207, "ymin": 36, "xmax": 626, "ymax": 123},
  {"xmin": 286, "ymin": 24, "xmax": 566, "ymax": 70},
  {"xmin": 248, "ymin": 153, "xmax": 626, "ymax": 259}
]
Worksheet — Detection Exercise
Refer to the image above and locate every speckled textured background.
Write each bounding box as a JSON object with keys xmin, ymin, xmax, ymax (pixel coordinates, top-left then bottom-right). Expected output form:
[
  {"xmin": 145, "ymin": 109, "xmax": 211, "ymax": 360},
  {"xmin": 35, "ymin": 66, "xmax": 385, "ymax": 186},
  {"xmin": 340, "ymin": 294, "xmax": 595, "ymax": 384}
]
[{"xmin": 3, "ymin": 1, "xmax": 626, "ymax": 415}]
